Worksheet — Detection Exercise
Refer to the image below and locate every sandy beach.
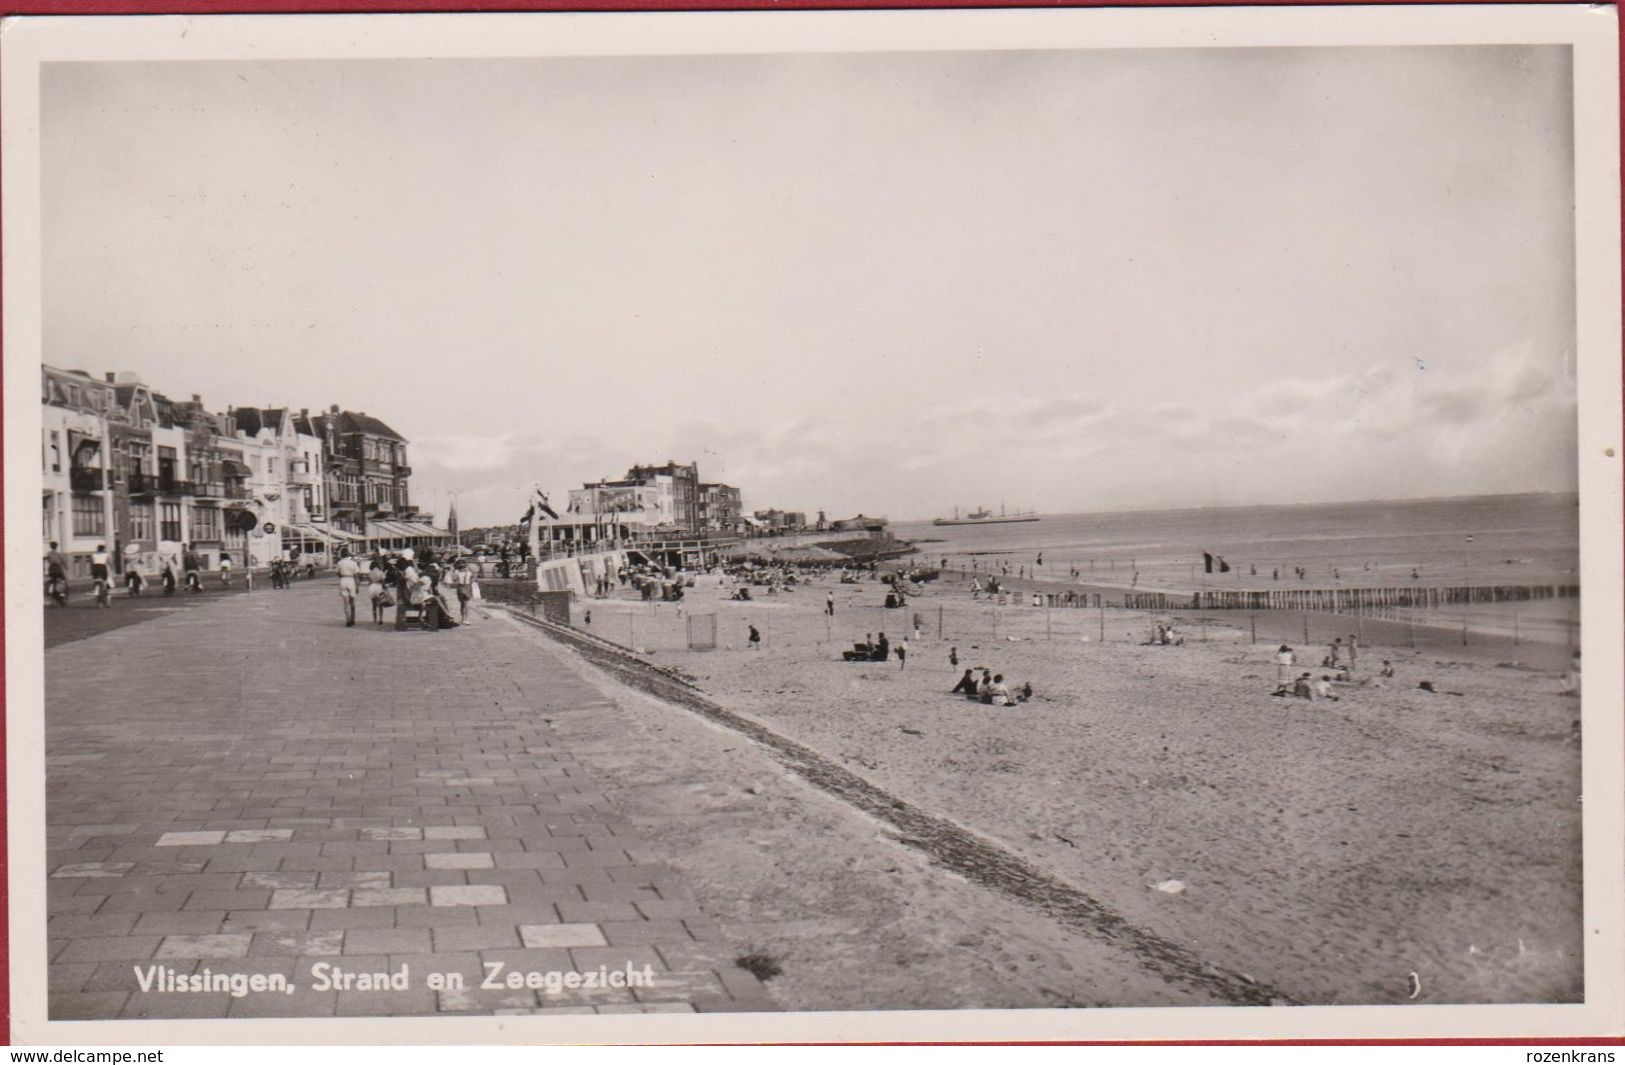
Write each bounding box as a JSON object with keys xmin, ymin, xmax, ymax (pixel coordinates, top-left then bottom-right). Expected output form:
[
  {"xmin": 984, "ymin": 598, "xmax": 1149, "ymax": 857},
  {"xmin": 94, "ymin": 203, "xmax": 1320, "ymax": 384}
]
[{"xmin": 566, "ymin": 566, "xmax": 1584, "ymax": 1006}]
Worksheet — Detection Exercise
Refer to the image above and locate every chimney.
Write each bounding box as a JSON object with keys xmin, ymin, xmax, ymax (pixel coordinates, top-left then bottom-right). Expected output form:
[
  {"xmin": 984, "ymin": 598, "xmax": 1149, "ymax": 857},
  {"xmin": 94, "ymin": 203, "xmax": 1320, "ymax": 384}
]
[
  {"xmin": 300, "ymin": 408, "xmax": 309, "ymax": 421},
  {"xmin": 192, "ymin": 394, "xmax": 202, "ymax": 405},
  {"xmin": 105, "ymin": 372, "xmax": 115, "ymax": 383},
  {"xmin": 330, "ymin": 404, "xmax": 340, "ymax": 415}
]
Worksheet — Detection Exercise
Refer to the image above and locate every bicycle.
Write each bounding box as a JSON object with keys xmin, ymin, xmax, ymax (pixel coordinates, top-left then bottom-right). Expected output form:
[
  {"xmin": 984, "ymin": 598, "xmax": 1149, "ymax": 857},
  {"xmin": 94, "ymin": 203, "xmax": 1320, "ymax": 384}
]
[
  {"xmin": 45, "ymin": 573, "xmax": 67, "ymax": 607},
  {"xmin": 93, "ymin": 576, "xmax": 112, "ymax": 609}
]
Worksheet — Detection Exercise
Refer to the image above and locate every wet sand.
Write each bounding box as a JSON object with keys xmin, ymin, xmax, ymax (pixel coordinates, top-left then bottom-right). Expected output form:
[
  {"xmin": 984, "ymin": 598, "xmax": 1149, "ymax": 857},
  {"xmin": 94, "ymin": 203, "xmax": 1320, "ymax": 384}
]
[{"xmin": 570, "ymin": 569, "xmax": 1584, "ymax": 1006}]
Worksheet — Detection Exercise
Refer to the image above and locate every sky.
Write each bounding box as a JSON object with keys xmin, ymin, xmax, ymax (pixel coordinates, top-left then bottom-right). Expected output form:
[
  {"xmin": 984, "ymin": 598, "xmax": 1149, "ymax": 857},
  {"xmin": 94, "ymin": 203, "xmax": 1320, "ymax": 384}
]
[{"xmin": 40, "ymin": 45, "xmax": 1578, "ymax": 526}]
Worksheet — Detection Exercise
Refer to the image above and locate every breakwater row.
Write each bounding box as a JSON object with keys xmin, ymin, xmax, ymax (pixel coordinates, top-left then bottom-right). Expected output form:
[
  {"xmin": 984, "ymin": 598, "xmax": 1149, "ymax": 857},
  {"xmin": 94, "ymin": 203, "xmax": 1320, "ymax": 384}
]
[{"xmin": 1122, "ymin": 583, "xmax": 1580, "ymax": 613}]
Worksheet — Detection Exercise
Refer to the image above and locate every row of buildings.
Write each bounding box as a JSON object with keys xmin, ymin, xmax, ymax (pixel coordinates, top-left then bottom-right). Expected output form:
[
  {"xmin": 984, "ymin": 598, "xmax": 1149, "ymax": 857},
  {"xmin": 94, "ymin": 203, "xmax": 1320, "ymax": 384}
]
[{"xmin": 41, "ymin": 366, "xmax": 450, "ymax": 579}]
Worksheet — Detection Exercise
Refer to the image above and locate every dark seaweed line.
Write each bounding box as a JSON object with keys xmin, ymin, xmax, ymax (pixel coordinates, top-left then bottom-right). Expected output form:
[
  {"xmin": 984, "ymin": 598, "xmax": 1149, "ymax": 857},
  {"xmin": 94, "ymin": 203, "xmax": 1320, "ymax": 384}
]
[{"xmin": 496, "ymin": 605, "xmax": 1294, "ymax": 1007}]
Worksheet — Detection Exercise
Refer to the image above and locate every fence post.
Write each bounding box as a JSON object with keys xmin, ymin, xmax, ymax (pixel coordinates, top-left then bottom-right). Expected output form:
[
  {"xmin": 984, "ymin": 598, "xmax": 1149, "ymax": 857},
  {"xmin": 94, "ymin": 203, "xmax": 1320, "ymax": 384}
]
[
  {"xmin": 1302, "ymin": 614, "xmax": 1309, "ymax": 644},
  {"xmin": 1250, "ymin": 613, "xmax": 1256, "ymax": 645},
  {"xmin": 938, "ymin": 605, "xmax": 943, "ymax": 641},
  {"xmin": 1098, "ymin": 602, "xmax": 1105, "ymax": 643}
]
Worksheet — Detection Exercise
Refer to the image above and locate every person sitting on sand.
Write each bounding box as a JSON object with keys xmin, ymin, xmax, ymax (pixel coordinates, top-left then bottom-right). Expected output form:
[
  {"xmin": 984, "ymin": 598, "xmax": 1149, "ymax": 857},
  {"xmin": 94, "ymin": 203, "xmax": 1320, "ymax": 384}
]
[
  {"xmin": 988, "ymin": 674, "xmax": 1014, "ymax": 707},
  {"xmin": 1018, "ymin": 681, "xmax": 1033, "ymax": 702},
  {"xmin": 951, "ymin": 669, "xmax": 977, "ymax": 695},
  {"xmin": 1313, "ymin": 675, "xmax": 1340, "ymax": 701},
  {"xmin": 874, "ymin": 632, "xmax": 890, "ymax": 662},
  {"xmin": 1293, "ymin": 673, "xmax": 1315, "ymax": 700},
  {"xmin": 979, "ymin": 670, "xmax": 995, "ymax": 704}
]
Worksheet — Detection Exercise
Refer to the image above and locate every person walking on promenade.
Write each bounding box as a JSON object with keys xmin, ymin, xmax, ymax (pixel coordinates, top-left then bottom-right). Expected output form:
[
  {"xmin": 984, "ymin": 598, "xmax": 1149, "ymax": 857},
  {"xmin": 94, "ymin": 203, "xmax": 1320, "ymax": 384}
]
[
  {"xmin": 45, "ymin": 541, "xmax": 68, "ymax": 606},
  {"xmin": 367, "ymin": 556, "xmax": 388, "ymax": 624},
  {"xmin": 183, "ymin": 546, "xmax": 202, "ymax": 593},
  {"xmin": 219, "ymin": 552, "xmax": 233, "ymax": 587},
  {"xmin": 336, "ymin": 549, "xmax": 360, "ymax": 627},
  {"xmin": 161, "ymin": 558, "xmax": 177, "ymax": 597},
  {"xmin": 125, "ymin": 564, "xmax": 145, "ymax": 598},
  {"xmin": 452, "ymin": 559, "xmax": 474, "ymax": 623},
  {"xmin": 748, "ymin": 623, "xmax": 761, "ymax": 650},
  {"xmin": 90, "ymin": 544, "xmax": 112, "ymax": 608}
]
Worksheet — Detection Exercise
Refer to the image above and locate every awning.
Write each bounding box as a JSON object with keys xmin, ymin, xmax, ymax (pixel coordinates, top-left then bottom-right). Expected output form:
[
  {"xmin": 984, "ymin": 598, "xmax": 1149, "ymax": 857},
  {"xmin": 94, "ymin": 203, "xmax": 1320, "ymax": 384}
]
[
  {"xmin": 285, "ymin": 523, "xmax": 336, "ymax": 544},
  {"xmin": 221, "ymin": 460, "xmax": 252, "ymax": 477}
]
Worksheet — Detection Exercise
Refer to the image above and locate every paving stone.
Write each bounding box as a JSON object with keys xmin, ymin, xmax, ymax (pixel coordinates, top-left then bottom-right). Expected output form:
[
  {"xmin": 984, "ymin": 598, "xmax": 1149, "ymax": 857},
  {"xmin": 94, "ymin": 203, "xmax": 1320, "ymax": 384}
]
[
  {"xmin": 47, "ymin": 913, "xmax": 140, "ymax": 938},
  {"xmin": 309, "ymin": 908, "xmax": 396, "ymax": 932},
  {"xmin": 156, "ymin": 831, "xmax": 227, "ymax": 847},
  {"xmin": 222, "ymin": 910, "xmax": 312, "ymax": 934},
  {"xmin": 432, "ymin": 925, "xmax": 522, "ymax": 952},
  {"xmin": 425, "ymin": 852, "xmax": 495, "ymax": 870},
  {"xmin": 250, "ymin": 931, "xmax": 346, "ymax": 957},
  {"xmin": 430, "ymin": 885, "xmax": 507, "ymax": 907},
  {"xmin": 156, "ymin": 934, "xmax": 254, "ymax": 959},
  {"xmin": 50, "ymin": 991, "xmax": 131, "ymax": 1019},
  {"xmin": 227, "ymin": 829, "xmax": 295, "ymax": 844},
  {"xmin": 269, "ymin": 889, "xmax": 350, "ymax": 910},
  {"xmin": 342, "ymin": 928, "xmax": 431, "ymax": 955},
  {"xmin": 133, "ymin": 911, "xmax": 230, "ymax": 936},
  {"xmin": 351, "ymin": 887, "xmax": 426, "ymax": 908},
  {"xmin": 59, "ymin": 936, "xmax": 163, "ymax": 963},
  {"xmin": 242, "ymin": 871, "xmax": 319, "ymax": 891},
  {"xmin": 520, "ymin": 923, "xmax": 606, "ymax": 949}
]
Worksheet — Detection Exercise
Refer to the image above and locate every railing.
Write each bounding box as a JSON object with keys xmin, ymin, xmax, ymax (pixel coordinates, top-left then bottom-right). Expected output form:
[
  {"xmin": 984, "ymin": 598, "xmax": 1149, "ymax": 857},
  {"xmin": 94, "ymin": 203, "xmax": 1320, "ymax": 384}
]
[
  {"xmin": 127, "ymin": 472, "xmax": 158, "ymax": 495},
  {"xmin": 69, "ymin": 467, "xmax": 104, "ymax": 491},
  {"xmin": 190, "ymin": 481, "xmax": 228, "ymax": 498}
]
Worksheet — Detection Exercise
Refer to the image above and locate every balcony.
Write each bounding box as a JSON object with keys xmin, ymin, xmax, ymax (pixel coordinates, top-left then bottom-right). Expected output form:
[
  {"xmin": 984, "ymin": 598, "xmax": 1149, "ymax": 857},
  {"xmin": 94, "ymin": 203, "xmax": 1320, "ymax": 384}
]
[
  {"xmin": 127, "ymin": 472, "xmax": 157, "ymax": 496},
  {"xmin": 288, "ymin": 468, "xmax": 318, "ymax": 487},
  {"xmin": 69, "ymin": 467, "xmax": 105, "ymax": 492},
  {"xmin": 192, "ymin": 481, "xmax": 249, "ymax": 499}
]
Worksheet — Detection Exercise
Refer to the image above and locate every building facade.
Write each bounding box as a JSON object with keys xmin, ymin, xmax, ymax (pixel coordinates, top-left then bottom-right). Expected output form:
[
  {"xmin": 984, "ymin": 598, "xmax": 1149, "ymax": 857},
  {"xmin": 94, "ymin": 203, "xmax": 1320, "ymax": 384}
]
[
  {"xmin": 698, "ymin": 482, "xmax": 743, "ymax": 532},
  {"xmin": 41, "ymin": 374, "xmax": 442, "ymax": 578}
]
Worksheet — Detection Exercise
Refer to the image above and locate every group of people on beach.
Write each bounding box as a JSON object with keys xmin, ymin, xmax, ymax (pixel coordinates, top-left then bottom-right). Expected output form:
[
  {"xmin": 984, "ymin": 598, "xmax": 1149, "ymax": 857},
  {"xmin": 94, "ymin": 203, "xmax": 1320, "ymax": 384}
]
[
  {"xmin": 1268, "ymin": 635, "xmax": 1398, "ymax": 701},
  {"xmin": 334, "ymin": 547, "xmax": 477, "ymax": 630},
  {"xmin": 950, "ymin": 666, "xmax": 1032, "ymax": 707}
]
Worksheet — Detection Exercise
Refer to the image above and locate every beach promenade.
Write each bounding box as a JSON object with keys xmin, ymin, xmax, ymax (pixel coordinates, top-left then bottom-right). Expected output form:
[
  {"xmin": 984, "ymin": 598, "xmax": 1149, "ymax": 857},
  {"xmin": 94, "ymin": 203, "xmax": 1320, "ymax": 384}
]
[{"xmin": 42, "ymin": 585, "xmax": 778, "ymax": 1021}]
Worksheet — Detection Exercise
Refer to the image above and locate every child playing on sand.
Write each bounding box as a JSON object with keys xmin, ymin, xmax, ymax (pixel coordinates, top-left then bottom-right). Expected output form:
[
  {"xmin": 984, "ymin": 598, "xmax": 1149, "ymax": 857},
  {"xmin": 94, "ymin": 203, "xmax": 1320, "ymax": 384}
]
[
  {"xmin": 1313, "ymin": 676, "xmax": 1340, "ymax": 701},
  {"xmin": 748, "ymin": 624, "xmax": 761, "ymax": 650}
]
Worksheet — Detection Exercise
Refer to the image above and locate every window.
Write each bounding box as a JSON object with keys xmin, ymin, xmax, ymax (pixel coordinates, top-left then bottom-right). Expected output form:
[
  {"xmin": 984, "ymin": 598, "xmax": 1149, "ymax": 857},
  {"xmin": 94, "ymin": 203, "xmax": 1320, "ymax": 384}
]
[
  {"xmin": 190, "ymin": 506, "xmax": 220, "ymax": 540},
  {"xmin": 397, "ymin": 446, "xmax": 407, "ymax": 467},
  {"xmin": 130, "ymin": 502, "xmax": 154, "ymax": 541},
  {"xmin": 267, "ymin": 457, "xmax": 277, "ymax": 477},
  {"xmin": 72, "ymin": 495, "xmax": 105, "ymax": 537},
  {"xmin": 363, "ymin": 439, "xmax": 376, "ymax": 461},
  {"xmin": 48, "ymin": 431, "xmax": 61, "ymax": 473},
  {"xmin": 42, "ymin": 496, "xmax": 55, "ymax": 540},
  {"xmin": 160, "ymin": 503, "xmax": 182, "ymax": 542}
]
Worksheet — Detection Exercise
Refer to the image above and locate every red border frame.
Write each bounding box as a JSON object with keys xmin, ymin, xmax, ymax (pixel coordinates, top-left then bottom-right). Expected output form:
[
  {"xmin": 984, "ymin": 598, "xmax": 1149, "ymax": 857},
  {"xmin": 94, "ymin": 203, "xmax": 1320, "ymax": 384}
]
[{"xmin": 1, "ymin": 0, "xmax": 1620, "ymax": 1049}]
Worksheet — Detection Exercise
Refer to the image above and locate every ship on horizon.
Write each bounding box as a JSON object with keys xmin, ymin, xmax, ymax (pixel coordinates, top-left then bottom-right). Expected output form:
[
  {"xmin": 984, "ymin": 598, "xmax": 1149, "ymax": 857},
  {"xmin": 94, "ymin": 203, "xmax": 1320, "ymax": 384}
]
[{"xmin": 933, "ymin": 504, "xmax": 1041, "ymax": 527}]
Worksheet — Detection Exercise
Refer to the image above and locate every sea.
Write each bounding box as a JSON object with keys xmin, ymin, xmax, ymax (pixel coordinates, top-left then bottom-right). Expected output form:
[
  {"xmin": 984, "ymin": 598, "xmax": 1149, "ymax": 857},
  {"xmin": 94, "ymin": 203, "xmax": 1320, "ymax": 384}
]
[{"xmin": 891, "ymin": 493, "xmax": 1581, "ymax": 596}]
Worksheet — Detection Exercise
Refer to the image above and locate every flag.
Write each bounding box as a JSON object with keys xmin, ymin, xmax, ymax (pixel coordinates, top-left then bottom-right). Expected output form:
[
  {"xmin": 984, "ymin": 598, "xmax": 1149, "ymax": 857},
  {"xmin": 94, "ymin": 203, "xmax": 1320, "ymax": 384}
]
[
  {"xmin": 1218, "ymin": 557, "xmax": 1231, "ymax": 574},
  {"xmin": 1203, "ymin": 552, "xmax": 1214, "ymax": 574}
]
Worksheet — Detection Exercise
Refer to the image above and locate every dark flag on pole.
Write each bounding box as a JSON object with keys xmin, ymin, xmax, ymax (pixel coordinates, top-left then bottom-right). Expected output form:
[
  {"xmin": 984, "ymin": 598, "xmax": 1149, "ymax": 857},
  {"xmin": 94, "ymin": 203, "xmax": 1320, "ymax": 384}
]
[
  {"xmin": 1203, "ymin": 552, "xmax": 1214, "ymax": 574},
  {"xmin": 1218, "ymin": 557, "xmax": 1231, "ymax": 574}
]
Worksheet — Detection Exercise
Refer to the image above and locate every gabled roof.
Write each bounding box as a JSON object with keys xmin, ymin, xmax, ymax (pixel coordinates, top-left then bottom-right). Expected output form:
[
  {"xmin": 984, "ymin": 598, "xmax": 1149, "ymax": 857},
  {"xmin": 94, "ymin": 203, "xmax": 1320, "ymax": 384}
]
[{"xmin": 338, "ymin": 411, "xmax": 406, "ymax": 442}]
